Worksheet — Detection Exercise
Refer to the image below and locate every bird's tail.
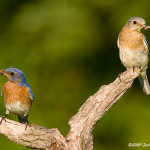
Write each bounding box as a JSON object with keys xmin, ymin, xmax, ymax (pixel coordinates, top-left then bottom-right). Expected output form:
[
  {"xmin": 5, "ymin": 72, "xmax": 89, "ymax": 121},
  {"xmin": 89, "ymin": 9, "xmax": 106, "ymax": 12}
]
[
  {"xmin": 139, "ymin": 74, "xmax": 150, "ymax": 95},
  {"xmin": 18, "ymin": 115, "xmax": 28, "ymax": 123}
]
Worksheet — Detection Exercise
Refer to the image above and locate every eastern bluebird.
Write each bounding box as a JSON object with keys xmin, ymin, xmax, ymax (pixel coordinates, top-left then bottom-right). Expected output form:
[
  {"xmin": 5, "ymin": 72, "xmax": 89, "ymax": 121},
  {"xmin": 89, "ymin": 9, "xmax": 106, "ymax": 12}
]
[
  {"xmin": 0, "ymin": 68, "xmax": 33, "ymax": 126},
  {"xmin": 117, "ymin": 17, "xmax": 150, "ymax": 95}
]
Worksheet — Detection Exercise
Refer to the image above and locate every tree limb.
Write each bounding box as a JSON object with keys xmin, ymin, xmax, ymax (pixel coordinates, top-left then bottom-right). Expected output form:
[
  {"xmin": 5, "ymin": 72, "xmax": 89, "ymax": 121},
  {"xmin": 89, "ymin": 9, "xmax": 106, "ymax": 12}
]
[
  {"xmin": 66, "ymin": 68, "xmax": 140, "ymax": 150},
  {"xmin": 0, "ymin": 119, "xmax": 67, "ymax": 150},
  {"xmin": 0, "ymin": 68, "xmax": 140, "ymax": 150}
]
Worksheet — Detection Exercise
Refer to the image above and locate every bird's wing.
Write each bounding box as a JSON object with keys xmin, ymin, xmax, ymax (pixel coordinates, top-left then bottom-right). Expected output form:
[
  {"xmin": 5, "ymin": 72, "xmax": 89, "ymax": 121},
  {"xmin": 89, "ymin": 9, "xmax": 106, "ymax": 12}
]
[
  {"xmin": 28, "ymin": 86, "xmax": 34, "ymax": 101},
  {"xmin": 24, "ymin": 83, "xmax": 34, "ymax": 101},
  {"xmin": 117, "ymin": 35, "xmax": 120, "ymax": 49},
  {"xmin": 143, "ymin": 34, "xmax": 149, "ymax": 52}
]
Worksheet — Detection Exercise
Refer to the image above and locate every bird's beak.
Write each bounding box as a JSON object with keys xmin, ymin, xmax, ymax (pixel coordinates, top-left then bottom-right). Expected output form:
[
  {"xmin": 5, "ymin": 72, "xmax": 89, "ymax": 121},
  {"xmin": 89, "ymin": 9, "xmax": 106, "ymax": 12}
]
[
  {"xmin": 0, "ymin": 70, "xmax": 4, "ymax": 75},
  {"xmin": 144, "ymin": 25, "xmax": 150, "ymax": 30}
]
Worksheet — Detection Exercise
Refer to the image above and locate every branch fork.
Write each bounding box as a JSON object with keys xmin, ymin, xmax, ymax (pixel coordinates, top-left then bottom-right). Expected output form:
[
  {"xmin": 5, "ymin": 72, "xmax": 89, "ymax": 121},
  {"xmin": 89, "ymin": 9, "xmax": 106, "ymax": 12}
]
[{"xmin": 0, "ymin": 68, "xmax": 140, "ymax": 150}]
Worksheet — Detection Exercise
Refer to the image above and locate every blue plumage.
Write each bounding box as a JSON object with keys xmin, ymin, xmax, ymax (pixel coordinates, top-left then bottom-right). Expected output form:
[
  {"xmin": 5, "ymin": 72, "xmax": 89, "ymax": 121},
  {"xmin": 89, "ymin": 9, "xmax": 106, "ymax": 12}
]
[
  {"xmin": 5, "ymin": 68, "xmax": 26, "ymax": 82},
  {"xmin": 0, "ymin": 67, "xmax": 34, "ymax": 126},
  {"xmin": 4, "ymin": 68, "xmax": 34, "ymax": 101},
  {"xmin": 24, "ymin": 83, "xmax": 34, "ymax": 101}
]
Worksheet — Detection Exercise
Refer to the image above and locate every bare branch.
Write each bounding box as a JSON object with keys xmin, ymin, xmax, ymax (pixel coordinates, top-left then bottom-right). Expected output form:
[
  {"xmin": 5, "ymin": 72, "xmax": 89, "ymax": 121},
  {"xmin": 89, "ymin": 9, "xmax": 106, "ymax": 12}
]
[
  {"xmin": 66, "ymin": 68, "xmax": 140, "ymax": 150},
  {"xmin": 0, "ymin": 119, "xmax": 67, "ymax": 150},
  {"xmin": 0, "ymin": 68, "xmax": 140, "ymax": 150}
]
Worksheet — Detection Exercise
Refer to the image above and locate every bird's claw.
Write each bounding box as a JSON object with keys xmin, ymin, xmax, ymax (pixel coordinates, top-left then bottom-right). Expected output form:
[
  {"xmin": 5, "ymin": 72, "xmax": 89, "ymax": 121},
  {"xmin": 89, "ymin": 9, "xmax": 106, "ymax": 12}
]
[
  {"xmin": 133, "ymin": 66, "xmax": 141, "ymax": 73},
  {"xmin": 24, "ymin": 121, "xmax": 30, "ymax": 130},
  {"xmin": 0, "ymin": 116, "xmax": 6, "ymax": 124}
]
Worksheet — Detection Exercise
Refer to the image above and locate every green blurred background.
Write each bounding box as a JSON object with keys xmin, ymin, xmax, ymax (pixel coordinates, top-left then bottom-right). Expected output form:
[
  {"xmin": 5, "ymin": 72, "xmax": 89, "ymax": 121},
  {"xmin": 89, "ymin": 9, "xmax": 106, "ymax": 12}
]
[{"xmin": 0, "ymin": 0, "xmax": 150, "ymax": 150}]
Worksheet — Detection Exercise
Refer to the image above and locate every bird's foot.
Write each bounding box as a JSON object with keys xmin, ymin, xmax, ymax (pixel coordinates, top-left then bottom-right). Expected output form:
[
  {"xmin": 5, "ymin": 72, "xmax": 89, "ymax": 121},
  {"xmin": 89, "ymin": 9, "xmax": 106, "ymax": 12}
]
[
  {"xmin": 0, "ymin": 116, "xmax": 6, "ymax": 124},
  {"xmin": 24, "ymin": 122, "xmax": 31, "ymax": 130},
  {"xmin": 133, "ymin": 66, "xmax": 140, "ymax": 73}
]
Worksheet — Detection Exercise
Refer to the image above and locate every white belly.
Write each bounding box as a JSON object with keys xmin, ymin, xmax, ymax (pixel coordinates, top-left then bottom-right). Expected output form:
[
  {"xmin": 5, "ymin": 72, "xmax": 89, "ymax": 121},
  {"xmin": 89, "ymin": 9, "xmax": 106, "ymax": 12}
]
[
  {"xmin": 6, "ymin": 101, "xmax": 29, "ymax": 116},
  {"xmin": 119, "ymin": 48, "xmax": 148, "ymax": 69}
]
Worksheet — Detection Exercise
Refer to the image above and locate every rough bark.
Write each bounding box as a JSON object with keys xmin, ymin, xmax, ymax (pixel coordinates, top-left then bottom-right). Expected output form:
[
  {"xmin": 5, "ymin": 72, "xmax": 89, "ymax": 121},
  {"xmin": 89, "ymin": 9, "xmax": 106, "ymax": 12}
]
[{"xmin": 0, "ymin": 68, "xmax": 140, "ymax": 150}]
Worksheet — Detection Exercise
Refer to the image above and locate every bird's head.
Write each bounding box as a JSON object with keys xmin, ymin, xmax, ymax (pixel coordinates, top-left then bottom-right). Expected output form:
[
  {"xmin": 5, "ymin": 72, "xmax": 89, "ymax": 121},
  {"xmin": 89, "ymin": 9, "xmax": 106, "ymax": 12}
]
[
  {"xmin": 0, "ymin": 68, "xmax": 26, "ymax": 83},
  {"xmin": 125, "ymin": 17, "xmax": 150, "ymax": 31}
]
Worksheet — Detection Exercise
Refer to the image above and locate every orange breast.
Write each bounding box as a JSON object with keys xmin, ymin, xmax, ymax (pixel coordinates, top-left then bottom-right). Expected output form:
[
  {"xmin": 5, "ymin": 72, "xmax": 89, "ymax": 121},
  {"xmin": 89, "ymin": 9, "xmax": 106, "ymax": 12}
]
[
  {"xmin": 118, "ymin": 27, "xmax": 146, "ymax": 51},
  {"xmin": 2, "ymin": 81, "xmax": 32, "ymax": 108}
]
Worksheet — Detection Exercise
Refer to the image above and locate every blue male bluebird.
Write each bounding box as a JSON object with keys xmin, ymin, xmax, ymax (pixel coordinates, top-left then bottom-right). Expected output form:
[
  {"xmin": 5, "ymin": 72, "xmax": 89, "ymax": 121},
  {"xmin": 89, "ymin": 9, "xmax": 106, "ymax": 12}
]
[
  {"xmin": 118, "ymin": 17, "xmax": 150, "ymax": 95},
  {"xmin": 0, "ymin": 68, "xmax": 33, "ymax": 125}
]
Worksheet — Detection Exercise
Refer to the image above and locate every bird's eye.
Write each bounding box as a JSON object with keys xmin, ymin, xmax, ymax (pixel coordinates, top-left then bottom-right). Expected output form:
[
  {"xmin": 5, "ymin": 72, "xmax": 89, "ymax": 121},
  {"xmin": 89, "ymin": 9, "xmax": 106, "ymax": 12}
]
[
  {"xmin": 133, "ymin": 21, "xmax": 137, "ymax": 24},
  {"xmin": 10, "ymin": 72, "xmax": 14, "ymax": 76}
]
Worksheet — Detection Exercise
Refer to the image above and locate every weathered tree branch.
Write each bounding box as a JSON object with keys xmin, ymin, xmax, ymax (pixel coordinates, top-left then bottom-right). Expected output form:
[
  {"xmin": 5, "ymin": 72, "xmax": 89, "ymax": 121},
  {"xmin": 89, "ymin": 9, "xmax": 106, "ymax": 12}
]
[
  {"xmin": 0, "ymin": 68, "xmax": 140, "ymax": 150},
  {"xmin": 0, "ymin": 119, "xmax": 67, "ymax": 150}
]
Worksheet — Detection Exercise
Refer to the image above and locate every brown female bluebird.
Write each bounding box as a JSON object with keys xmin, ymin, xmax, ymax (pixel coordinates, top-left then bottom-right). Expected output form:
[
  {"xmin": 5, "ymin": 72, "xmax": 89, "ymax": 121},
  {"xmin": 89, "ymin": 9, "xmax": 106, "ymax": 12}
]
[
  {"xmin": 118, "ymin": 17, "xmax": 150, "ymax": 95},
  {"xmin": 0, "ymin": 68, "xmax": 33, "ymax": 125}
]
